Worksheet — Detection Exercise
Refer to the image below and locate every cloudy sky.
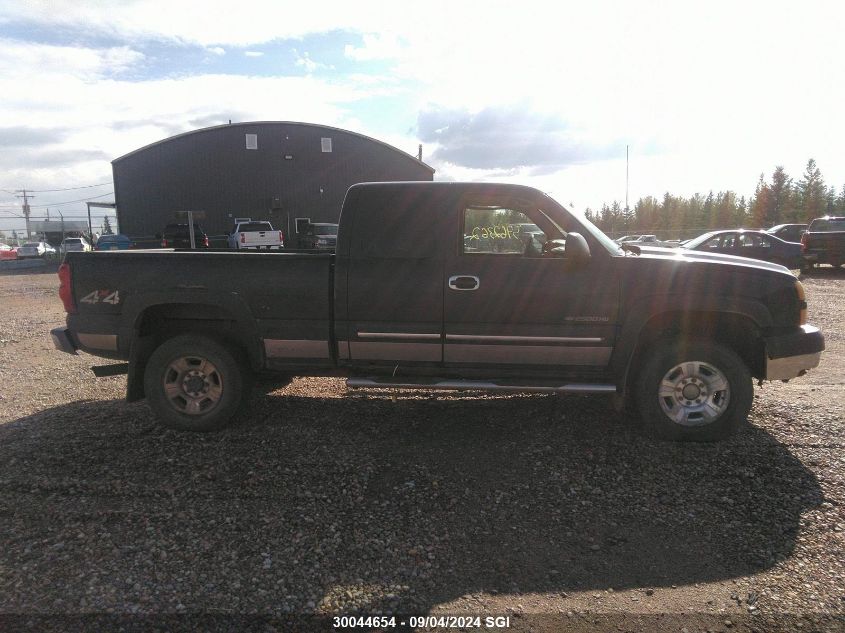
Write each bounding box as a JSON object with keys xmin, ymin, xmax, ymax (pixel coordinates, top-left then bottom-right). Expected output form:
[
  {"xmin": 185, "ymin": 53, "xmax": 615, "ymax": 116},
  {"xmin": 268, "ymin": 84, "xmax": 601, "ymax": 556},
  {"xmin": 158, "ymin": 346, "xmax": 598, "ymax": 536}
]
[{"xmin": 1, "ymin": 0, "xmax": 844, "ymax": 233}]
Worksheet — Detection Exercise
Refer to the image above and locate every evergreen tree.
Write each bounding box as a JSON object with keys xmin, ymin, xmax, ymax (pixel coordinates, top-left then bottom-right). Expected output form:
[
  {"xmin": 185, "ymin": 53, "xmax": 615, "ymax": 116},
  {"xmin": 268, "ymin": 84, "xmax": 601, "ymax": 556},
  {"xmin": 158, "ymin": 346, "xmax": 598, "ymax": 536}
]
[
  {"xmin": 751, "ymin": 173, "xmax": 773, "ymax": 228},
  {"xmin": 797, "ymin": 158, "xmax": 827, "ymax": 221},
  {"xmin": 826, "ymin": 186, "xmax": 837, "ymax": 214},
  {"xmin": 712, "ymin": 192, "xmax": 739, "ymax": 229},
  {"xmin": 736, "ymin": 195, "xmax": 748, "ymax": 227},
  {"xmin": 633, "ymin": 196, "xmax": 660, "ymax": 233},
  {"xmin": 703, "ymin": 191, "xmax": 715, "ymax": 229},
  {"xmin": 769, "ymin": 166, "xmax": 792, "ymax": 225},
  {"xmin": 102, "ymin": 216, "xmax": 113, "ymax": 235}
]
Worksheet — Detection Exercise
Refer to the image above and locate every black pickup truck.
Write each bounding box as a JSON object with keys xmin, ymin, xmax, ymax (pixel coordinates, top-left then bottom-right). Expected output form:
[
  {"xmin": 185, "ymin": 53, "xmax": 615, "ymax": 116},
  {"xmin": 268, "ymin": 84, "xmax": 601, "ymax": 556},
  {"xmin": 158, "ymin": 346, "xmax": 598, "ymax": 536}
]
[
  {"xmin": 52, "ymin": 182, "xmax": 825, "ymax": 441},
  {"xmin": 801, "ymin": 216, "xmax": 845, "ymax": 269}
]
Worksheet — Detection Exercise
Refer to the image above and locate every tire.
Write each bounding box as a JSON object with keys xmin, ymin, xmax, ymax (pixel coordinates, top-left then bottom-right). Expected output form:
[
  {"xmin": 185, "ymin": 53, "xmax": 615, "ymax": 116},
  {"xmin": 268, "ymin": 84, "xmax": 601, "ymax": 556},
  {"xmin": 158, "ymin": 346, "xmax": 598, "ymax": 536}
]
[
  {"xmin": 635, "ymin": 339, "xmax": 753, "ymax": 442},
  {"xmin": 143, "ymin": 334, "xmax": 249, "ymax": 432}
]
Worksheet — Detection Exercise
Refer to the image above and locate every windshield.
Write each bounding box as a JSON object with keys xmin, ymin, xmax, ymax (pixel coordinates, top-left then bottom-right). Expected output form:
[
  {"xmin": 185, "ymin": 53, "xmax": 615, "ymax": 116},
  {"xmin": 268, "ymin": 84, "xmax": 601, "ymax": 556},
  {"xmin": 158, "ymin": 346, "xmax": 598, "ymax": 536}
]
[
  {"xmin": 556, "ymin": 206, "xmax": 622, "ymax": 254},
  {"xmin": 683, "ymin": 232, "xmax": 718, "ymax": 249},
  {"xmin": 313, "ymin": 224, "xmax": 338, "ymax": 235},
  {"xmin": 23, "ymin": 243, "xmax": 39, "ymax": 247},
  {"xmin": 64, "ymin": 238, "xmax": 81, "ymax": 243},
  {"xmin": 809, "ymin": 218, "xmax": 845, "ymax": 232},
  {"xmin": 239, "ymin": 222, "xmax": 273, "ymax": 232}
]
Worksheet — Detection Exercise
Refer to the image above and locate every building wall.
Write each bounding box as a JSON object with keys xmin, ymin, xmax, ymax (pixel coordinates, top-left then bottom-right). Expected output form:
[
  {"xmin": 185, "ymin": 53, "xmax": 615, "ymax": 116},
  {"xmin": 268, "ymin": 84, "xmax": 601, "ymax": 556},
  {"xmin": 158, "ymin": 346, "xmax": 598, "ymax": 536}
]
[{"xmin": 112, "ymin": 122, "xmax": 434, "ymax": 238}]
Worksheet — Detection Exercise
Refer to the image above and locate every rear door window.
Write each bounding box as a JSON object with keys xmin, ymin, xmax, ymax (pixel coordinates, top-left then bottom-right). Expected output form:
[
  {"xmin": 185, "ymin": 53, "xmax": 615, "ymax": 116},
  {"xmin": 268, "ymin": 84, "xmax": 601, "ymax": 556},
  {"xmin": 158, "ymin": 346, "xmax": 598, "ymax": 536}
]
[{"xmin": 809, "ymin": 218, "xmax": 845, "ymax": 232}]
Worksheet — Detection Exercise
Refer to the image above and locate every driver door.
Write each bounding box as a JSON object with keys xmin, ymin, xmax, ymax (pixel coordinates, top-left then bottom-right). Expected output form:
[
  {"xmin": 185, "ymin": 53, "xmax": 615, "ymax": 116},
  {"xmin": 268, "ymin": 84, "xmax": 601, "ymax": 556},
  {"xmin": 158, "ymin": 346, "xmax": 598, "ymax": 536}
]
[{"xmin": 443, "ymin": 195, "xmax": 619, "ymax": 369}]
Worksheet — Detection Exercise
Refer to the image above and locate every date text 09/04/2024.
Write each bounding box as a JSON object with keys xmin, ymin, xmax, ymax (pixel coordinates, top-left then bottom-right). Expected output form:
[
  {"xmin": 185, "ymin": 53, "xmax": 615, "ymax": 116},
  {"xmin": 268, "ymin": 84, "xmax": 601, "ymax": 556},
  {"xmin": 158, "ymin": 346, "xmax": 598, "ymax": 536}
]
[{"xmin": 333, "ymin": 615, "xmax": 511, "ymax": 629}]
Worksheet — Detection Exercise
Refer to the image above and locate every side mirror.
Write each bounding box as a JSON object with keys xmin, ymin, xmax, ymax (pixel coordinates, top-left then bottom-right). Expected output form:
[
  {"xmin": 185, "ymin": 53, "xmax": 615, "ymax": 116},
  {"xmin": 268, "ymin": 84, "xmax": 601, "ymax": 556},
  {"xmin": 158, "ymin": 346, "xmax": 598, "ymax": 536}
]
[
  {"xmin": 547, "ymin": 232, "xmax": 591, "ymax": 264},
  {"xmin": 564, "ymin": 232, "xmax": 591, "ymax": 264}
]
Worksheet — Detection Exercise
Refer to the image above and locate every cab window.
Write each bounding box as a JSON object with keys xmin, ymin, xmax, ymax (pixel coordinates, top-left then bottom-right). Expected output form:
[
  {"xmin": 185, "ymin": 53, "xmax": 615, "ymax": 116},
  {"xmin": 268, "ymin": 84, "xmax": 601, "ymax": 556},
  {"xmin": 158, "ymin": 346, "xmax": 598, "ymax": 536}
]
[{"xmin": 462, "ymin": 206, "xmax": 547, "ymax": 256}]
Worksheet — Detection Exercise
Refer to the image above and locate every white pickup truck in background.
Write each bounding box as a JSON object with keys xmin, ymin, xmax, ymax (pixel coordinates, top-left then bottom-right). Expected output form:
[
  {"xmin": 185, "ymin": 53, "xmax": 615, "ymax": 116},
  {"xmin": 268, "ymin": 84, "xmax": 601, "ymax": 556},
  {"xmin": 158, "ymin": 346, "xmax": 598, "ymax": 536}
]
[{"xmin": 226, "ymin": 219, "xmax": 284, "ymax": 250}]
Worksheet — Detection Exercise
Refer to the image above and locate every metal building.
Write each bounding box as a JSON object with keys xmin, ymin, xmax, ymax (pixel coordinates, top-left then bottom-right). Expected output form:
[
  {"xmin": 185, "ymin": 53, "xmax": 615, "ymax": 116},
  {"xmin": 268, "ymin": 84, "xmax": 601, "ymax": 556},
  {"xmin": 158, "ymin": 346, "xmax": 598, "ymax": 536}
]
[{"xmin": 112, "ymin": 121, "xmax": 434, "ymax": 240}]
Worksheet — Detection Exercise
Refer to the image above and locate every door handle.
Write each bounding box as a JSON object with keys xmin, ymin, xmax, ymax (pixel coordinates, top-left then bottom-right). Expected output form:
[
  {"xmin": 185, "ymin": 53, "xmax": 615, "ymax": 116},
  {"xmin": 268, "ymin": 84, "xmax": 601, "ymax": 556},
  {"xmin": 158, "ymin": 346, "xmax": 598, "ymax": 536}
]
[{"xmin": 448, "ymin": 275, "xmax": 480, "ymax": 291}]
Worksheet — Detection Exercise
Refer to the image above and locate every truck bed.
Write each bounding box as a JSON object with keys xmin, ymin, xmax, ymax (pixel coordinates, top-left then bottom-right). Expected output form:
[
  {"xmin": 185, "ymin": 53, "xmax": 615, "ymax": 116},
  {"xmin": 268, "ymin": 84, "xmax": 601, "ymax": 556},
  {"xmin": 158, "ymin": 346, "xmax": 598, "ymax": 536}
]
[{"xmin": 64, "ymin": 250, "xmax": 335, "ymax": 363}]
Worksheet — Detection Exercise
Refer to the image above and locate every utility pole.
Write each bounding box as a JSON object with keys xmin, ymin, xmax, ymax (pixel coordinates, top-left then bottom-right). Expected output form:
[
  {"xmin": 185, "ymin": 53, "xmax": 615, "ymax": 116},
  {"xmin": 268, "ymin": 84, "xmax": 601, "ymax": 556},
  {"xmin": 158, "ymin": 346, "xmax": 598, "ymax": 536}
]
[
  {"xmin": 15, "ymin": 189, "xmax": 34, "ymax": 240},
  {"xmin": 58, "ymin": 209, "xmax": 65, "ymax": 249},
  {"xmin": 625, "ymin": 145, "xmax": 629, "ymax": 214}
]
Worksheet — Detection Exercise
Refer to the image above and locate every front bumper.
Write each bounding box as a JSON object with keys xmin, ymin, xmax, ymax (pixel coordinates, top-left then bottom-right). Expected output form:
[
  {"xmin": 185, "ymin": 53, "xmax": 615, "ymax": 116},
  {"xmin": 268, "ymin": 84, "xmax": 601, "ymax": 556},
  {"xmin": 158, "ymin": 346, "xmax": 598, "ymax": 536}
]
[
  {"xmin": 764, "ymin": 324, "xmax": 825, "ymax": 380},
  {"xmin": 51, "ymin": 327, "xmax": 78, "ymax": 355}
]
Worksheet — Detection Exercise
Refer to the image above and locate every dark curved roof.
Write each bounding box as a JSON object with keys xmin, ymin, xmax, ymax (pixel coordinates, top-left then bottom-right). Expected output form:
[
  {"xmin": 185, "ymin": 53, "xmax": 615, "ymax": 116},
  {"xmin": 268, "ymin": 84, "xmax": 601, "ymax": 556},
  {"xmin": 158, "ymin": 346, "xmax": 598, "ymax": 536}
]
[{"xmin": 112, "ymin": 121, "xmax": 434, "ymax": 173}]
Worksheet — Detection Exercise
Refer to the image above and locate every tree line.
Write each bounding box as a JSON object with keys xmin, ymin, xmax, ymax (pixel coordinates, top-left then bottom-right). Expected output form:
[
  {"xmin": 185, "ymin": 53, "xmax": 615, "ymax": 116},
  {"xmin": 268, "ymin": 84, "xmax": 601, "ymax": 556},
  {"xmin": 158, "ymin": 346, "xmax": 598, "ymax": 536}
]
[{"xmin": 585, "ymin": 159, "xmax": 844, "ymax": 239}]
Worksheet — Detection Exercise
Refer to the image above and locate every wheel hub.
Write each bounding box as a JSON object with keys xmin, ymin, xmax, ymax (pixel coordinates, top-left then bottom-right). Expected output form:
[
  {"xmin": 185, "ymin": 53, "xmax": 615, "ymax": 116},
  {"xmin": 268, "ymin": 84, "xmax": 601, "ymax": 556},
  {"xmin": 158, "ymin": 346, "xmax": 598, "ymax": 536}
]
[
  {"xmin": 182, "ymin": 370, "xmax": 209, "ymax": 396},
  {"xmin": 659, "ymin": 361, "xmax": 730, "ymax": 426},
  {"xmin": 680, "ymin": 379, "xmax": 704, "ymax": 403},
  {"xmin": 163, "ymin": 356, "xmax": 223, "ymax": 416}
]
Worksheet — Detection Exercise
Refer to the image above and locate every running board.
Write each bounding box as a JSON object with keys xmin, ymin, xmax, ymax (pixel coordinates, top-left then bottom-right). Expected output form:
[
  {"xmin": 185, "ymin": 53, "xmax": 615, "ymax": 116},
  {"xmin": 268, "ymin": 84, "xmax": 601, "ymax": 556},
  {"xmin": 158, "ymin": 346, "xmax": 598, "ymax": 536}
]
[{"xmin": 346, "ymin": 378, "xmax": 617, "ymax": 394}]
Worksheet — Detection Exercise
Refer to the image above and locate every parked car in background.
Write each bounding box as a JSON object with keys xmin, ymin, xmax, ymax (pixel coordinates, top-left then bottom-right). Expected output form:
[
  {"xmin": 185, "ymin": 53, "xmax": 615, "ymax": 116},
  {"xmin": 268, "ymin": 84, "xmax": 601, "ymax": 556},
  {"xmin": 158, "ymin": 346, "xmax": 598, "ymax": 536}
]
[
  {"xmin": 61, "ymin": 237, "xmax": 91, "ymax": 253},
  {"xmin": 681, "ymin": 229, "xmax": 803, "ymax": 269},
  {"xmin": 226, "ymin": 219, "xmax": 284, "ymax": 250},
  {"xmin": 616, "ymin": 234, "xmax": 678, "ymax": 248},
  {"xmin": 632, "ymin": 235, "xmax": 677, "ymax": 247},
  {"xmin": 0, "ymin": 243, "xmax": 17, "ymax": 260},
  {"xmin": 800, "ymin": 216, "xmax": 845, "ymax": 269},
  {"xmin": 299, "ymin": 223, "xmax": 338, "ymax": 250},
  {"xmin": 614, "ymin": 234, "xmax": 641, "ymax": 244},
  {"xmin": 159, "ymin": 223, "xmax": 209, "ymax": 249},
  {"xmin": 766, "ymin": 223, "xmax": 806, "ymax": 243},
  {"xmin": 17, "ymin": 241, "xmax": 56, "ymax": 259},
  {"xmin": 95, "ymin": 234, "xmax": 133, "ymax": 251}
]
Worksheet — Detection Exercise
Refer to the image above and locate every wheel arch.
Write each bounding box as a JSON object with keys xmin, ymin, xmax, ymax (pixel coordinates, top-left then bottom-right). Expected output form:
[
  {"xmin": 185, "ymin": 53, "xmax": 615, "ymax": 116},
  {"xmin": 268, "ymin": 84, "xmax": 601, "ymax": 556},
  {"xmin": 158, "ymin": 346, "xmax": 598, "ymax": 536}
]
[
  {"xmin": 125, "ymin": 301, "xmax": 261, "ymax": 402},
  {"xmin": 617, "ymin": 309, "xmax": 764, "ymax": 399}
]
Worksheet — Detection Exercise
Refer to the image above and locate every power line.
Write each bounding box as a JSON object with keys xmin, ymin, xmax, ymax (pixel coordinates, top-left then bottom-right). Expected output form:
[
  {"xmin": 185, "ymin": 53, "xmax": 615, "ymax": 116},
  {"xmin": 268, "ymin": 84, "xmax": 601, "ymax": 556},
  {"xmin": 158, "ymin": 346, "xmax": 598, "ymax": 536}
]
[
  {"xmin": 28, "ymin": 192, "xmax": 115, "ymax": 208},
  {"xmin": 0, "ymin": 182, "xmax": 112, "ymax": 193},
  {"xmin": 0, "ymin": 192, "xmax": 114, "ymax": 209}
]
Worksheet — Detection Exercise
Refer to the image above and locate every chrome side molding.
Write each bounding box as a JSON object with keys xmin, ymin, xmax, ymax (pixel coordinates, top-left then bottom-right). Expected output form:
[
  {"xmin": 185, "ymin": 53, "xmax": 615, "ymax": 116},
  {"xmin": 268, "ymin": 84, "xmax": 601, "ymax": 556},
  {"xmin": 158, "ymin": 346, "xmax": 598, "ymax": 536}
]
[{"xmin": 346, "ymin": 377, "xmax": 616, "ymax": 394}]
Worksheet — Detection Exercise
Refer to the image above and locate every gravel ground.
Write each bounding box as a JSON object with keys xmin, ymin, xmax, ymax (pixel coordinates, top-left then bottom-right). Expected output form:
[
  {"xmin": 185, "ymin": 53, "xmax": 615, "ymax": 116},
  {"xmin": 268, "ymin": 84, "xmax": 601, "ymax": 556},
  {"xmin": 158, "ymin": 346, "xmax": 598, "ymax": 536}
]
[{"xmin": 0, "ymin": 265, "xmax": 843, "ymax": 632}]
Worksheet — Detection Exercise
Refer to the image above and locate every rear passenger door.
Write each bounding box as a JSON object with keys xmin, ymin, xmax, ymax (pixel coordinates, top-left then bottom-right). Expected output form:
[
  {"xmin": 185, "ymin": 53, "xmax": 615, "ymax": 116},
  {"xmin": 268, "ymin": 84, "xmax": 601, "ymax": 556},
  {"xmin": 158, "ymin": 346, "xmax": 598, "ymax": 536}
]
[
  {"xmin": 342, "ymin": 186, "xmax": 452, "ymax": 366},
  {"xmin": 737, "ymin": 232, "xmax": 769, "ymax": 261}
]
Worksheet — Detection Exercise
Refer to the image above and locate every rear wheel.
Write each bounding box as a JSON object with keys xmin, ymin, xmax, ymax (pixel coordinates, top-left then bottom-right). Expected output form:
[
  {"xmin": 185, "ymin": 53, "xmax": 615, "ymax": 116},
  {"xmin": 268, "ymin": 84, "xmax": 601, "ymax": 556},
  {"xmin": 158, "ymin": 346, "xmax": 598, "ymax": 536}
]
[
  {"xmin": 635, "ymin": 340, "xmax": 752, "ymax": 441},
  {"xmin": 144, "ymin": 334, "xmax": 249, "ymax": 431}
]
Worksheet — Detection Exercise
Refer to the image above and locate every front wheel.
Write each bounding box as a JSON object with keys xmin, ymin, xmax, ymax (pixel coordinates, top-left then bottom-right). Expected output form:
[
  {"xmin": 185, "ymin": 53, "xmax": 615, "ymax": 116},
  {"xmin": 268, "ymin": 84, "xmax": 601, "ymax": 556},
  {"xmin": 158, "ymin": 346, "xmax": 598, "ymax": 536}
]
[
  {"xmin": 144, "ymin": 334, "xmax": 249, "ymax": 431},
  {"xmin": 635, "ymin": 340, "xmax": 752, "ymax": 441}
]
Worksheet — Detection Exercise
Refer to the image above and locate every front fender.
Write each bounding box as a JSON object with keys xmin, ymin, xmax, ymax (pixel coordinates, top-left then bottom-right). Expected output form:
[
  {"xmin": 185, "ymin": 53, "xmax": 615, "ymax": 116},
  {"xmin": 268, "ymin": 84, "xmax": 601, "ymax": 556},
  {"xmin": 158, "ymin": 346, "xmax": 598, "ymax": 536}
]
[{"xmin": 610, "ymin": 293, "xmax": 771, "ymax": 382}]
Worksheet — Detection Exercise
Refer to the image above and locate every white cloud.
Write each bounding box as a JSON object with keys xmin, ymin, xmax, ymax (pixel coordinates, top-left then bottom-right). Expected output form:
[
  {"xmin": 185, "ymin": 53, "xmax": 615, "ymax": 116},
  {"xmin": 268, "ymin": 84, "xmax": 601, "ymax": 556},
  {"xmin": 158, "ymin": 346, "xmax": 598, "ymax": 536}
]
[
  {"xmin": 244, "ymin": 50, "xmax": 263, "ymax": 57},
  {"xmin": 206, "ymin": 46, "xmax": 225, "ymax": 56},
  {"xmin": 0, "ymin": 63, "xmax": 373, "ymax": 217},
  {"xmin": 344, "ymin": 32, "xmax": 403, "ymax": 61},
  {"xmin": 293, "ymin": 49, "xmax": 333, "ymax": 73},
  {"xmin": 2, "ymin": 0, "xmax": 845, "ymax": 212},
  {"xmin": 0, "ymin": 38, "xmax": 143, "ymax": 80}
]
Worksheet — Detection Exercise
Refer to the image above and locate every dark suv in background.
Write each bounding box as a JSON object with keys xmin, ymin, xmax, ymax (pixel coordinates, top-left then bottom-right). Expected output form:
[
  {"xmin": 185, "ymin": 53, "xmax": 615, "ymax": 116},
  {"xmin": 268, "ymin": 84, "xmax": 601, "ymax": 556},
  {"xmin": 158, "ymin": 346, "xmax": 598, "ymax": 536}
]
[
  {"xmin": 159, "ymin": 223, "xmax": 209, "ymax": 249},
  {"xmin": 298, "ymin": 223, "xmax": 338, "ymax": 250},
  {"xmin": 766, "ymin": 223, "xmax": 807, "ymax": 243}
]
